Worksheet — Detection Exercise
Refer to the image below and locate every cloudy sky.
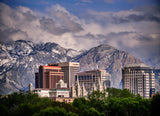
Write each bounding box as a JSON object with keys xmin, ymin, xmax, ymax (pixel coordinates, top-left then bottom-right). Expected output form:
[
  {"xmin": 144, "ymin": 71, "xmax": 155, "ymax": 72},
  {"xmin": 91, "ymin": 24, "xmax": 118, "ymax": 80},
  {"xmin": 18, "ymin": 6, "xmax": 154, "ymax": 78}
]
[{"xmin": 0, "ymin": 0, "xmax": 160, "ymax": 67}]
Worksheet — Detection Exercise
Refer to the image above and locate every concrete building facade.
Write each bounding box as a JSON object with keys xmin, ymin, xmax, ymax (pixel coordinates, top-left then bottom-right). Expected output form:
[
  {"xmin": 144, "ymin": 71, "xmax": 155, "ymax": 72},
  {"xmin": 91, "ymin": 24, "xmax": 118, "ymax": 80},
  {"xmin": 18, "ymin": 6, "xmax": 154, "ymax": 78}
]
[
  {"xmin": 75, "ymin": 70, "xmax": 111, "ymax": 95},
  {"xmin": 122, "ymin": 63, "xmax": 155, "ymax": 98},
  {"xmin": 34, "ymin": 79, "xmax": 69, "ymax": 98},
  {"xmin": 153, "ymin": 68, "xmax": 160, "ymax": 88}
]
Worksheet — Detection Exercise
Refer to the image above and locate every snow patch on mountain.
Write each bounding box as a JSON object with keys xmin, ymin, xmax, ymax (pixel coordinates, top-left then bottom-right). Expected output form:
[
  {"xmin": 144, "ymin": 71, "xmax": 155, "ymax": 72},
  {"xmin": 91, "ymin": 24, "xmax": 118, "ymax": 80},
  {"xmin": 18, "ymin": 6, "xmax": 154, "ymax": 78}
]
[{"xmin": 0, "ymin": 40, "xmax": 159, "ymax": 95}]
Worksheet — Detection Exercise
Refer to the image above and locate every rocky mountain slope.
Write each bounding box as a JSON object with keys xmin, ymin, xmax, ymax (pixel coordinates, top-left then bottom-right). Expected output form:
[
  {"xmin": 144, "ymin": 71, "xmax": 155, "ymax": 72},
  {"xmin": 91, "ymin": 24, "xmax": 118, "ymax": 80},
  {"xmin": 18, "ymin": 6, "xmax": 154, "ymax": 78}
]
[
  {"xmin": 73, "ymin": 44, "xmax": 142, "ymax": 88},
  {"xmin": 0, "ymin": 40, "xmax": 149, "ymax": 95},
  {"xmin": 0, "ymin": 40, "xmax": 81, "ymax": 94}
]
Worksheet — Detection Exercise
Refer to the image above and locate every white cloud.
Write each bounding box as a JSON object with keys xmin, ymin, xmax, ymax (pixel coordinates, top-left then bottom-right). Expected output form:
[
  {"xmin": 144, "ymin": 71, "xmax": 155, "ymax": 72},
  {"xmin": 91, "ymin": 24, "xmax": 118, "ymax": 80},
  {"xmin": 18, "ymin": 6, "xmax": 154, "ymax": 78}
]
[{"xmin": 0, "ymin": 2, "xmax": 160, "ymax": 67}]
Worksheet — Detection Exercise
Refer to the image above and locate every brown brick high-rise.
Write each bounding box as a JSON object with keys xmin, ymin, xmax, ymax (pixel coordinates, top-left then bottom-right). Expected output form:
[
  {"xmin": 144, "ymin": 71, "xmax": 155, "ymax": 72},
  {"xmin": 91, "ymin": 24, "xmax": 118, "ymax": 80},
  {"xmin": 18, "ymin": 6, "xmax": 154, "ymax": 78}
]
[
  {"xmin": 48, "ymin": 62, "xmax": 80, "ymax": 88},
  {"xmin": 35, "ymin": 66, "xmax": 64, "ymax": 89}
]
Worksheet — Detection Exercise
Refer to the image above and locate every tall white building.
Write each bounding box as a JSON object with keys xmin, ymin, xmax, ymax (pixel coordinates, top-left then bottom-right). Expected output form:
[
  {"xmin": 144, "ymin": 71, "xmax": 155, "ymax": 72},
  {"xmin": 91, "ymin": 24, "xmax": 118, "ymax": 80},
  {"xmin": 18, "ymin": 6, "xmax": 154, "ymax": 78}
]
[
  {"xmin": 48, "ymin": 62, "xmax": 80, "ymax": 89},
  {"xmin": 122, "ymin": 63, "xmax": 155, "ymax": 98}
]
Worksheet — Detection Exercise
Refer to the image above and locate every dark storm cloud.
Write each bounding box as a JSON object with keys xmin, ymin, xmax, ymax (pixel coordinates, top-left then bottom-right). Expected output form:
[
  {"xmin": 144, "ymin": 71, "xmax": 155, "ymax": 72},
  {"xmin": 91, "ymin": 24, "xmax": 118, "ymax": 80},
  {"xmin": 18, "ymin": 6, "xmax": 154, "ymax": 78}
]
[
  {"xmin": 134, "ymin": 5, "xmax": 160, "ymax": 15},
  {"xmin": 0, "ymin": 3, "xmax": 37, "ymax": 27},
  {"xmin": 0, "ymin": 2, "xmax": 83, "ymax": 45},
  {"xmin": 0, "ymin": 28, "xmax": 28, "ymax": 43},
  {"xmin": 39, "ymin": 17, "xmax": 68, "ymax": 35},
  {"xmin": 126, "ymin": 14, "xmax": 160, "ymax": 23},
  {"xmin": 50, "ymin": 11, "xmax": 83, "ymax": 33},
  {"xmin": 39, "ymin": 15, "xmax": 83, "ymax": 35},
  {"xmin": 110, "ymin": 14, "xmax": 160, "ymax": 24},
  {"xmin": 88, "ymin": 5, "xmax": 160, "ymax": 24}
]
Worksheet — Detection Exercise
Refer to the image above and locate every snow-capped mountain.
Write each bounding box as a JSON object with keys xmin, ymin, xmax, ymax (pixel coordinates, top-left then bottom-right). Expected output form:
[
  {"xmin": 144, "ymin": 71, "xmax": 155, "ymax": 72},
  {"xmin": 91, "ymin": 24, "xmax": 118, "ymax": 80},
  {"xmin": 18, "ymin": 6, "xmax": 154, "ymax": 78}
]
[
  {"xmin": 0, "ymin": 40, "xmax": 157, "ymax": 95},
  {"xmin": 0, "ymin": 40, "xmax": 81, "ymax": 94}
]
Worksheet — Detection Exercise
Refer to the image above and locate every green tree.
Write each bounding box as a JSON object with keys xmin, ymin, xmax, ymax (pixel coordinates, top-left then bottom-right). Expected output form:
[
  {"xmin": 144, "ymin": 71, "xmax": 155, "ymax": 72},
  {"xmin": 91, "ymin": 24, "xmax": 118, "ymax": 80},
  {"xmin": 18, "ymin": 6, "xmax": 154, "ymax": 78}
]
[
  {"xmin": 120, "ymin": 89, "xmax": 135, "ymax": 98},
  {"xmin": 33, "ymin": 106, "xmax": 67, "ymax": 116},
  {"xmin": 107, "ymin": 88, "xmax": 135, "ymax": 99},
  {"xmin": 51, "ymin": 101, "xmax": 79, "ymax": 114},
  {"xmin": 67, "ymin": 111, "xmax": 78, "ymax": 116},
  {"xmin": 151, "ymin": 93, "xmax": 160, "ymax": 116},
  {"xmin": 106, "ymin": 97, "xmax": 151, "ymax": 116},
  {"xmin": 72, "ymin": 97, "xmax": 89, "ymax": 110},
  {"xmin": 11, "ymin": 103, "xmax": 33, "ymax": 116},
  {"xmin": 0, "ymin": 92, "xmax": 53, "ymax": 116},
  {"xmin": 0, "ymin": 104, "xmax": 8, "ymax": 116},
  {"xmin": 88, "ymin": 91, "xmax": 106, "ymax": 112},
  {"xmin": 81, "ymin": 108, "xmax": 105, "ymax": 116}
]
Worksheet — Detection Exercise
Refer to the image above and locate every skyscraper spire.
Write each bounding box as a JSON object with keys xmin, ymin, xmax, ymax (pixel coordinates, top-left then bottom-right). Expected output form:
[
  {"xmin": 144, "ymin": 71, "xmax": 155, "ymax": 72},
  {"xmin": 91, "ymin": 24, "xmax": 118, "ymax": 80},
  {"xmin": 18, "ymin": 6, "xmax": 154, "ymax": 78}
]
[
  {"xmin": 98, "ymin": 78, "xmax": 103, "ymax": 92},
  {"xmin": 82, "ymin": 83, "xmax": 88, "ymax": 97},
  {"xmin": 71, "ymin": 84, "xmax": 77, "ymax": 97},
  {"xmin": 93, "ymin": 83, "xmax": 97, "ymax": 91},
  {"xmin": 76, "ymin": 76, "xmax": 82, "ymax": 97}
]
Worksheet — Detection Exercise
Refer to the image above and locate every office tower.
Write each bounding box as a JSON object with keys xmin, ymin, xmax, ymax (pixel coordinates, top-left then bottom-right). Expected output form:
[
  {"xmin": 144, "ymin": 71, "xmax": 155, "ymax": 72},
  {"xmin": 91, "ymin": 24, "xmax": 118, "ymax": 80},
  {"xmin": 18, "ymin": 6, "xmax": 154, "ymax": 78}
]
[
  {"xmin": 35, "ymin": 72, "xmax": 39, "ymax": 88},
  {"xmin": 153, "ymin": 68, "xmax": 160, "ymax": 87},
  {"xmin": 75, "ymin": 70, "xmax": 111, "ymax": 94},
  {"xmin": 102, "ymin": 72, "xmax": 111, "ymax": 88},
  {"xmin": 48, "ymin": 62, "xmax": 80, "ymax": 88},
  {"xmin": 122, "ymin": 63, "xmax": 155, "ymax": 98},
  {"xmin": 35, "ymin": 65, "xmax": 64, "ymax": 89}
]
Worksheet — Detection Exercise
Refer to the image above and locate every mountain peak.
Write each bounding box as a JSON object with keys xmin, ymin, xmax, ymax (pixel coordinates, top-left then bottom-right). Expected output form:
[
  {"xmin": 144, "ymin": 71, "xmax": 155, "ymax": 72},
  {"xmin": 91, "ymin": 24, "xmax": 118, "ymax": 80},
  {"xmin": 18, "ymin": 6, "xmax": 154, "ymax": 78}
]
[
  {"xmin": 0, "ymin": 41, "xmax": 151, "ymax": 95},
  {"xmin": 44, "ymin": 42, "xmax": 58, "ymax": 47},
  {"xmin": 97, "ymin": 44, "xmax": 115, "ymax": 48},
  {"xmin": 87, "ymin": 44, "xmax": 116, "ymax": 53},
  {"xmin": 73, "ymin": 43, "xmax": 143, "ymax": 87},
  {"xmin": 15, "ymin": 40, "xmax": 31, "ymax": 43}
]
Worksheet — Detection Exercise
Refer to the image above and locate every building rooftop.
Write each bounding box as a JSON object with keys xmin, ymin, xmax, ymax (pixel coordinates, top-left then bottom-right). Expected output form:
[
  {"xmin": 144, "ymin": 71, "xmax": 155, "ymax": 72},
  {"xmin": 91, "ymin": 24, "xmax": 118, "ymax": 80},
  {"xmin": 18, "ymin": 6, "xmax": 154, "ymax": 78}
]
[
  {"xmin": 40, "ymin": 65, "xmax": 61, "ymax": 68},
  {"xmin": 124, "ymin": 63, "xmax": 150, "ymax": 68},
  {"xmin": 48, "ymin": 62, "xmax": 80, "ymax": 67},
  {"xmin": 34, "ymin": 88, "xmax": 69, "ymax": 91},
  {"xmin": 78, "ymin": 69, "xmax": 108, "ymax": 75}
]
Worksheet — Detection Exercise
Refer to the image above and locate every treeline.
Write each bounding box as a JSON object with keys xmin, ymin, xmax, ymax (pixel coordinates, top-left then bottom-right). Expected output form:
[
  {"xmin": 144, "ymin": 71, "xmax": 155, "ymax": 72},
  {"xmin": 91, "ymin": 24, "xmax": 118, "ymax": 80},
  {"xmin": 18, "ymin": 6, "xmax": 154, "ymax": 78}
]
[{"xmin": 0, "ymin": 88, "xmax": 160, "ymax": 116}]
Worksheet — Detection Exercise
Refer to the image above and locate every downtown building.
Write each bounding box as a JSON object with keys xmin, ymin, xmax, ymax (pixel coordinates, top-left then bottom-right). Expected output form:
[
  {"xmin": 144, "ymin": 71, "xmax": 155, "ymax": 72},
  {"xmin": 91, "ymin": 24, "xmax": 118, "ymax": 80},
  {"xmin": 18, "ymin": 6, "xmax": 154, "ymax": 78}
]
[
  {"xmin": 35, "ymin": 65, "xmax": 64, "ymax": 89},
  {"xmin": 34, "ymin": 79, "xmax": 70, "ymax": 98},
  {"xmin": 48, "ymin": 62, "xmax": 80, "ymax": 89},
  {"xmin": 73, "ymin": 69, "xmax": 111, "ymax": 96},
  {"xmin": 153, "ymin": 68, "xmax": 160, "ymax": 89},
  {"xmin": 34, "ymin": 65, "xmax": 71, "ymax": 102},
  {"xmin": 122, "ymin": 63, "xmax": 155, "ymax": 98}
]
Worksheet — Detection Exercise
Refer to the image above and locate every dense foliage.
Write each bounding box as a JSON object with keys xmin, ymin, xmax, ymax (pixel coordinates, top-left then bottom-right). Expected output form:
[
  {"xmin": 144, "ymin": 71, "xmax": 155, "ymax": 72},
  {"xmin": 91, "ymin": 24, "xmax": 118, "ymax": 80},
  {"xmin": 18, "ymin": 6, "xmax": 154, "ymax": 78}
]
[{"xmin": 0, "ymin": 88, "xmax": 159, "ymax": 116}]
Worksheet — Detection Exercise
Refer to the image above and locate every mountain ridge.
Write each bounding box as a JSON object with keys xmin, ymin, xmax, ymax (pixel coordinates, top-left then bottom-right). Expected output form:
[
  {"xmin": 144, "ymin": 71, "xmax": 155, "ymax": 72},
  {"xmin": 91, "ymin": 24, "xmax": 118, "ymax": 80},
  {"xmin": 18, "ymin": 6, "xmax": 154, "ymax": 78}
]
[
  {"xmin": 73, "ymin": 44, "xmax": 143, "ymax": 87},
  {"xmin": 0, "ymin": 40, "xmax": 157, "ymax": 95}
]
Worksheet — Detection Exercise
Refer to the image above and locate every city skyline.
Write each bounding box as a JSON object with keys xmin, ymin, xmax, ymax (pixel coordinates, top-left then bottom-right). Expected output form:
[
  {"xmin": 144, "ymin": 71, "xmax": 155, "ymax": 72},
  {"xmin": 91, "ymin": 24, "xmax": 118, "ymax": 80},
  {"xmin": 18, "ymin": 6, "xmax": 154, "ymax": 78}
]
[
  {"xmin": 34, "ymin": 62, "xmax": 157, "ymax": 99},
  {"xmin": 34, "ymin": 62, "xmax": 111, "ymax": 98},
  {"xmin": 0, "ymin": 0, "xmax": 160, "ymax": 68}
]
